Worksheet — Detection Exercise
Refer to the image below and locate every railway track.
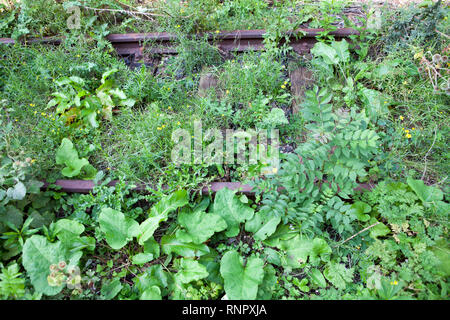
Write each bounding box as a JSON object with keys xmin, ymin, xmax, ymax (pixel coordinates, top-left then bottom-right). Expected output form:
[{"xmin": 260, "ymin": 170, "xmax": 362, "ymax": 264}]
[
  {"xmin": 3, "ymin": 28, "xmax": 363, "ymax": 196},
  {"xmin": 0, "ymin": 28, "xmax": 358, "ymax": 63}
]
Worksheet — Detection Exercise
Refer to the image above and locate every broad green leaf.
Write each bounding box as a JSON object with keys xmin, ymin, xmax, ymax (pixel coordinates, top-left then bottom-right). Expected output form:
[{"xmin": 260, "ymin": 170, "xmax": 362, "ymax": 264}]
[
  {"xmin": 22, "ymin": 235, "xmax": 82, "ymax": 296},
  {"xmin": 54, "ymin": 219, "xmax": 84, "ymax": 243},
  {"xmin": 213, "ymin": 188, "xmax": 254, "ymax": 237},
  {"xmin": 430, "ymin": 239, "xmax": 450, "ymax": 276},
  {"xmin": 280, "ymin": 236, "xmax": 313, "ymax": 268},
  {"xmin": 176, "ymin": 209, "xmax": 227, "ymax": 244},
  {"xmin": 311, "ymin": 42, "xmax": 339, "ymax": 65},
  {"xmin": 143, "ymin": 238, "xmax": 160, "ymax": 259},
  {"xmin": 140, "ymin": 286, "xmax": 162, "ymax": 300},
  {"xmin": 309, "ymin": 268, "xmax": 327, "ymax": 288},
  {"xmin": 160, "ymin": 235, "xmax": 210, "ymax": 257},
  {"xmin": 310, "ymin": 238, "xmax": 332, "ymax": 263},
  {"xmin": 331, "ymin": 39, "xmax": 350, "ymax": 63},
  {"xmin": 407, "ymin": 177, "xmax": 443, "ymax": 206},
  {"xmin": 0, "ymin": 205, "xmax": 23, "ymax": 229},
  {"xmin": 220, "ymin": 251, "xmax": 264, "ymax": 300},
  {"xmin": 101, "ymin": 278, "xmax": 122, "ymax": 300},
  {"xmin": 348, "ymin": 201, "xmax": 371, "ymax": 222},
  {"xmin": 138, "ymin": 190, "xmax": 188, "ymax": 245},
  {"xmin": 132, "ymin": 253, "xmax": 155, "ymax": 265},
  {"xmin": 6, "ymin": 182, "xmax": 26, "ymax": 200},
  {"xmin": 99, "ymin": 208, "xmax": 139, "ymax": 250},
  {"xmin": 369, "ymin": 217, "xmax": 391, "ymax": 239},
  {"xmin": 245, "ymin": 213, "xmax": 281, "ymax": 241},
  {"xmin": 175, "ymin": 258, "xmax": 209, "ymax": 284},
  {"xmin": 56, "ymin": 138, "xmax": 94, "ymax": 178},
  {"xmin": 256, "ymin": 265, "xmax": 277, "ymax": 300}
]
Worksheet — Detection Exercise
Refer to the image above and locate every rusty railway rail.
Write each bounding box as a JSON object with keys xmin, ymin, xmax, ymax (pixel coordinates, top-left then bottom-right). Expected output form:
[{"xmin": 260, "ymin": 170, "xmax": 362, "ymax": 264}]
[
  {"xmin": 0, "ymin": 28, "xmax": 358, "ymax": 61},
  {"xmin": 41, "ymin": 179, "xmax": 372, "ymax": 196},
  {"xmin": 42, "ymin": 180, "xmax": 255, "ymax": 195}
]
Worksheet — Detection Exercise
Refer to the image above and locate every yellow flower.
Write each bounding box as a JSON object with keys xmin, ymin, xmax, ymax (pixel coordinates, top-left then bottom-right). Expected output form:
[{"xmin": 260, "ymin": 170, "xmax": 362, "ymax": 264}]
[
  {"xmin": 399, "ymin": 115, "xmax": 404, "ymax": 120},
  {"xmin": 31, "ymin": 159, "xmax": 36, "ymax": 164},
  {"xmin": 403, "ymin": 81, "xmax": 408, "ymax": 85},
  {"xmin": 41, "ymin": 112, "xmax": 45, "ymax": 116},
  {"xmin": 107, "ymin": 167, "xmax": 111, "ymax": 170},
  {"xmin": 76, "ymin": 54, "xmax": 80, "ymax": 58},
  {"xmin": 15, "ymin": 119, "xmax": 18, "ymax": 122},
  {"xmin": 157, "ymin": 127, "xmax": 162, "ymax": 130},
  {"xmin": 394, "ymin": 281, "xmax": 398, "ymax": 285},
  {"xmin": 226, "ymin": 90, "xmax": 229, "ymax": 94},
  {"xmin": 215, "ymin": 30, "xmax": 220, "ymax": 34},
  {"xmin": 177, "ymin": 121, "xmax": 181, "ymax": 125},
  {"xmin": 162, "ymin": 125, "xmax": 166, "ymax": 128},
  {"xmin": 221, "ymin": 114, "xmax": 225, "ymax": 117},
  {"xmin": 272, "ymin": 167, "xmax": 278, "ymax": 174},
  {"xmin": 176, "ymin": 25, "xmax": 181, "ymax": 28},
  {"xmin": 404, "ymin": 129, "xmax": 409, "ymax": 133},
  {"xmin": 406, "ymin": 133, "xmax": 412, "ymax": 139},
  {"xmin": 281, "ymin": 84, "xmax": 286, "ymax": 89},
  {"xmin": 412, "ymin": 127, "xmax": 415, "ymax": 130}
]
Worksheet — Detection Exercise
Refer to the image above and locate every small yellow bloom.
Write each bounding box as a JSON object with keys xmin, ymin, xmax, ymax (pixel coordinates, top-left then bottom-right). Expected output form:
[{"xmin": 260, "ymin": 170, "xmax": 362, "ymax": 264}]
[
  {"xmin": 215, "ymin": 30, "xmax": 220, "ymax": 34},
  {"xmin": 107, "ymin": 167, "xmax": 111, "ymax": 170},
  {"xmin": 162, "ymin": 125, "xmax": 166, "ymax": 128},
  {"xmin": 394, "ymin": 281, "xmax": 398, "ymax": 285},
  {"xmin": 31, "ymin": 159, "xmax": 36, "ymax": 164},
  {"xmin": 176, "ymin": 25, "xmax": 181, "ymax": 28},
  {"xmin": 15, "ymin": 119, "xmax": 18, "ymax": 122},
  {"xmin": 168, "ymin": 106, "xmax": 172, "ymax": 110},
  {"xmin": 157, "ymin": 127, "xmax": 162, "ymax": 130},
  {"xmin": 406, "ymin": 133, "xmax": 412, "ymax": 139},
  {"xmin": 399, "ymin": 115, "xmax": 404, "ymax": 120},
  {"xmin": 404, "ymin": 129, "xmax": 409, "ymax": 133},
  {"xmin": 281, "ymin": 84, "xmax": 286, "ymax": 89},
  {"xmin": 403, "ymin": 81, "xmax": 408, "ymax": 85},
  {"xmin": 76, "ymin": 55, "xmax": 80, "ymax": 58},
  {"xmin": 226, "ymin": 90, "xmax": 229, "ymax": 94},
  {"xmin": 41, "ymin": 112, "xmax": 45, "ymax": 116},
  {"xmin": 221, "ymin": 114, "xmax": 225, "ymax": 117},
  {"xmin": 412, "ymin": 127, "xmax": 415, "ymax": 130},
  {"xmin": 177, "ymin": 121, "xmax": 181, "ymax": 125}
]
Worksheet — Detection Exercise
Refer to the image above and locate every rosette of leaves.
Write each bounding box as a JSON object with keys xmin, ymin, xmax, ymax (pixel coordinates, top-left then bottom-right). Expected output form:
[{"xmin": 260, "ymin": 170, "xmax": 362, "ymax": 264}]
[{"xmin": 47, "ymin": 69, "xmax": 135, "ymax": 128}]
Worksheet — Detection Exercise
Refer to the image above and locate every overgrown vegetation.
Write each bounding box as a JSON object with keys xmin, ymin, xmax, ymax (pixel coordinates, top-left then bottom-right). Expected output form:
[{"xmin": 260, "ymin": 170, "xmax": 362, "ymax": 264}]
[{"xmin": 0, "ymin": 0, "xmax": 448, "ymax": 301}]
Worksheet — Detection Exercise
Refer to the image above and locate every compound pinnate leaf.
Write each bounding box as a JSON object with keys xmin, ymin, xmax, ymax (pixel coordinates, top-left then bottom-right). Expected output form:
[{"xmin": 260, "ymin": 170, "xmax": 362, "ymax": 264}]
[
  {"xmin": 220, "ymin": 251, "xmax": 264, "ymax": 300},
  {"xmin": 213, "ymin": 188, "xmax": 254, "ymax": 237},
  {"xmin": 99, "ymin": 208, "xmax": 139, "ymax": 250}
]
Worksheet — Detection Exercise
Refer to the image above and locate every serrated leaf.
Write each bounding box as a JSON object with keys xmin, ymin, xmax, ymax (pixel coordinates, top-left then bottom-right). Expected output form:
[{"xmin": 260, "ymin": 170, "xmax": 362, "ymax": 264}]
[{"xmin": 324, "ymin": 262, "xmax": 354, "ymax": 290}]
